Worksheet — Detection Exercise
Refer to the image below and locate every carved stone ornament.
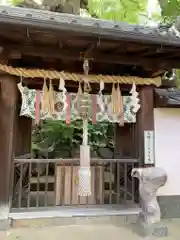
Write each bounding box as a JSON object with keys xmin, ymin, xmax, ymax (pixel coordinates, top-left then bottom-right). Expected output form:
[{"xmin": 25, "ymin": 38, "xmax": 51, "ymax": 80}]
[{"xmin": 131, "ymin": 167, "xmax": 168, "ymax": 237}]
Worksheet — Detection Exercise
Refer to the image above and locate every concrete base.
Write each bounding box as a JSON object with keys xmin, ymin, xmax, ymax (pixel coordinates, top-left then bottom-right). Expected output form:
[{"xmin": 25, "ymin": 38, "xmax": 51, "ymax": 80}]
[
  {"xmin": 9, "ymin": 205, "xmax": 141, "ymax": 228},
  {"xmin": 0, "ymin": 219, "xmax": 11, "ymax": 231},
  {"xmin": 138, "ymin": 221, "xmax": 168, "ymax": 238},
  {"xmin": 0, "ymin": 204, "xmax": 11, "ymax": 230},
  {"xmin": 152, "ymin": 223, "xmax": 168, "ymax": 237},
  {"xmin": 158, "ymin": 195, "xmax": 180, "ymax": 219}
]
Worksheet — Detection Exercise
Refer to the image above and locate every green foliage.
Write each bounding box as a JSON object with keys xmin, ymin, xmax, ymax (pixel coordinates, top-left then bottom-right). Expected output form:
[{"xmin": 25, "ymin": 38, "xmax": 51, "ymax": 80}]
[
  {"xmin": 151, "ymin": 12, "xmax": 162, "ymax": 22},
  {"xmin": 175, "ymin": 70, "xmax": 180, "ymax": 88},
  {"xmin": 10, "ymin": 0, "xmax": 23, "ymax": 5},
  {"xmin": 32, "ymin": 120, "xmax": 115, "ymax": 158},
  {"xmin": 157, "ymin": 0, "xmax": 180, "ymax": 87},
  {"xmin": 88, "ymin": 0, "xmax": 147, "ymax": 24},
  {"xmin": 10, "ymin": 0, "xmax": 180, "ymax": 25},
  {"xmin": 160, "ymin": 0, "xmax": 180, "ymax": 21}
]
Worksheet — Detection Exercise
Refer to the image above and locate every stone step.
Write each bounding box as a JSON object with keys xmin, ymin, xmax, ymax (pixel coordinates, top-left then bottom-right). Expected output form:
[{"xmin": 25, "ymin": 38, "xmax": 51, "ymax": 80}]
[{"xmin": 10, "ymin": 205, "xmax": 141, "ymax": 228}]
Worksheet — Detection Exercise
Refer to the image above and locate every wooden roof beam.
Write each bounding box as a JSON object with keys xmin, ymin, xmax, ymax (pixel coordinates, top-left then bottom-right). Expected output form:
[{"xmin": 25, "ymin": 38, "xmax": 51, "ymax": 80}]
[{"xmin": 3, "ymin": 44, "xmax": 180, "ymax": 70}]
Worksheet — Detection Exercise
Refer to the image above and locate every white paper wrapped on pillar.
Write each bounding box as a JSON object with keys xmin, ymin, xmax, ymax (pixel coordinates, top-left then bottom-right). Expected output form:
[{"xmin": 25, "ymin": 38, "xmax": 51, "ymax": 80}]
[{"xmin": 78, "ymin": 167, "xmax": 91, "ymax": 196}]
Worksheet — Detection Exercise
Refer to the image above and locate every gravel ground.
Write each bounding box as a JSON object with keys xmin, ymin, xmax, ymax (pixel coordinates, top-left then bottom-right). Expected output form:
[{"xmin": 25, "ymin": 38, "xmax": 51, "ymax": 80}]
[{"xmin": 0, "ymin": 219, "xmax": 179, "ymax": 240}]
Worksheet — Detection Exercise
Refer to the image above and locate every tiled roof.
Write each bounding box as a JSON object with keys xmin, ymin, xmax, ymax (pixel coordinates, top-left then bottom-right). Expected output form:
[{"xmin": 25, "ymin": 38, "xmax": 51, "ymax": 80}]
[{"xmin": 0, "ymin": 6, "xmax": 180, "ymax": 46}]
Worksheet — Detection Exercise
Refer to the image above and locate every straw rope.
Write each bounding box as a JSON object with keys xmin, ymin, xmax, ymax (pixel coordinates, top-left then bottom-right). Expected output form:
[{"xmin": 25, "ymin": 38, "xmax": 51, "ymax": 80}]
[{"xmin": 0, "ymin": 63, "xmax": 161, "ymax": 86}]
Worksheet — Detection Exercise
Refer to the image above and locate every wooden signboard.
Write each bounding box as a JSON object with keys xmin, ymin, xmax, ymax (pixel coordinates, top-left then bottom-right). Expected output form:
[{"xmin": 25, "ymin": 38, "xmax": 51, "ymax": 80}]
[{"xmin": 144, "ymin": 130, "xmax": 155, "ymax": 164}]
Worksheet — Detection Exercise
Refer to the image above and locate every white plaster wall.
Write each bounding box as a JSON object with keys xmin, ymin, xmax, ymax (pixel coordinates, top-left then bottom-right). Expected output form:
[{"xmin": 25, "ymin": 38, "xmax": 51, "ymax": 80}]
[{"xmin": 154, "ymin": 108, "xmax": 180, "ymax": 196}]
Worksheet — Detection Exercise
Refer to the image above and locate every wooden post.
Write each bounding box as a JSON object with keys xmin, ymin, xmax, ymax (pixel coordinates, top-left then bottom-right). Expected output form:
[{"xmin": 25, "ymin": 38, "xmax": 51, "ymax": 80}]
[
  {"xmin": 15, "ymin": 116, "xmax": 32, "ymax": 157},
  {"xmin": 0, "ymin": 75, "xmax": 18, "ymax": 225},
  {"xmin": 137, "ymin": 86, "xmax": 155, "ymax": 167}
]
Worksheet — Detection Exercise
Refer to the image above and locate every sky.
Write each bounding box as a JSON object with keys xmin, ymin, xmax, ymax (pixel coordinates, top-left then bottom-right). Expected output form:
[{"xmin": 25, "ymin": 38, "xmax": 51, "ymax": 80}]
[
  {"xmin": 138, "ymin": 0, "xmax": 162, "ymax": 26},
  {"xmin": 147, "ymin": 0, "xmax": 161, "ymax": 17}
]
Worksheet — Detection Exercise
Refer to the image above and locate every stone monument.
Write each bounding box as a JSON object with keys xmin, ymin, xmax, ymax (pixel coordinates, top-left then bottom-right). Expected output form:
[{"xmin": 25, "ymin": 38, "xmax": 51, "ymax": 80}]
[{"xmin": 131, "ymin": 167, "xmax": 168, "ymax": 237}]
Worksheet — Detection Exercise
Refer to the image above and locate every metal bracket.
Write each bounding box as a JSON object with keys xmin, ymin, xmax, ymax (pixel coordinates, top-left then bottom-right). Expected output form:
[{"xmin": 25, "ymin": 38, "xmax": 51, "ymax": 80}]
[{"xmin": 79, "ymin": 52, "xmax": 93, "ymax": 61}]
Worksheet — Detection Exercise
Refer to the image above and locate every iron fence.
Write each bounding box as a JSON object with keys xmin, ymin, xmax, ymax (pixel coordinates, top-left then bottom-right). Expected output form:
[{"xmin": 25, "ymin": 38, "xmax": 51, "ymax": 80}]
[{"xmin": 12, "ymin": 158, "xmax": 138, "ymax": 209}]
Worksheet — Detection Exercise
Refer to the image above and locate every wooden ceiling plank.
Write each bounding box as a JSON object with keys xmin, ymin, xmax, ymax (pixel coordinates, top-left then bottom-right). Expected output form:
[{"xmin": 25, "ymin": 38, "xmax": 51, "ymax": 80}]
[{"xmin": 3, "ymin": 43, "xmax": 180, "ymax": 69}]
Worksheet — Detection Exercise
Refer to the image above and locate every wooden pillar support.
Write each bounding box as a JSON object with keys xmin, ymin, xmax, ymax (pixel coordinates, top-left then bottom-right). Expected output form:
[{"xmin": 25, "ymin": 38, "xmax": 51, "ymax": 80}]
[
  {"xmin": 0, "ymin": 75, "xmax": 18, "ymax": 222},
  {"xmin": 137, "ymin": 86, "xmax": 155, "ymax": 167},
  {"xmin": 15, "ymin": 116, "xmax": 32, "ymax": 157}
]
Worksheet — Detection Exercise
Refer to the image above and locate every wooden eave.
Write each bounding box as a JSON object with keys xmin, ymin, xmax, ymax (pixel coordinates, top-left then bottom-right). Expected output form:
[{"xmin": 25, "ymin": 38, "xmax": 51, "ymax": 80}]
[
  {"xmin": 155, "ymin": 88, "xmax": 180, "ymax": 108},
  {"xmin": 0, "ymin": 6, "xmax": 179, "ymax": 88},
  {"xmin": 0, "ymin": 6, "xmax": 180, "ymax": 46}
]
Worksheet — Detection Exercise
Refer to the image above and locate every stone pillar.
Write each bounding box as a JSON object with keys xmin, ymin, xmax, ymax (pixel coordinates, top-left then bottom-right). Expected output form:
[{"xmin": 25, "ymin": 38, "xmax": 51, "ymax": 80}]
[{"xmin": 0, "ymin": 74, "xmax": 18, "ymax": 228}]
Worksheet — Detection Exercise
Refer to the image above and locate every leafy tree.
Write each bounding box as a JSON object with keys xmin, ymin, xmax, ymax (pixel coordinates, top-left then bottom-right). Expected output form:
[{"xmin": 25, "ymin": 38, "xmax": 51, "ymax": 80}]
[
  {"xmin": 88, "ymin": 0, "xmax": 147, "ymax": 24},
  {"xmin": 10, "ymin": 0, "xmax": 147, "ymax": 24},
  {"xmin": 32, "ymin": 120, "xmax": 115, "ymax": 158},
  {"xmin": 158, "ymin": 0, "xmax": 180, "ymax": 23},
  {"xmin": 156, "ymin": 0, "xmax": 180, "ymax": 87}
]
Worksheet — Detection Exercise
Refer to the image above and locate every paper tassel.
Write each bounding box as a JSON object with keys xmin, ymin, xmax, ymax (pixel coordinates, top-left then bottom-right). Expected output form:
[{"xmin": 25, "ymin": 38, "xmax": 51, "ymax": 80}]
[
  {"xmin": 59, "ymin": 77, "xmax": 65, "ymax": 91},
  {"xmin": 42, "ymin": 79, "xmax": 49, "ymax": 113},
  {"xmin": 83, "ymin": 119, "xmax": 88, "ymax": 146},
  {"xmin": 91, "ymin": 95, "xmax": 97, "ymax": 124},
  {"xmin": 111, "ymin": 83, "xmax": 117, "ymax": 114},
  {"xmin": 116, "ymin": 84, "xmax": 124, "ymax": 125},
  {"xmin": 100, "ymin": 80, "xmax": 104, "ymax": 92},
  {"xmin": 78, "ymin": 119, "xmax": 91, "ymax": 196},
  {"xmin": 66, "ymin": 93, "xmax": 71, "ymax": 125},
  {"xmin": 77, "ymin": 82, "xmax": 83, "ymax": 95},
  {"xmin": 97, "ymin": 81, "xmax": 105, "ymax": 113},
  {"xmin": 49, "ymin": 80, "xmax": 55, "ymax": 115},
  {"xmin": 78, "ymin": 166, "xmax": 91, "ymax": 196},
  {"xmin": 130, "ymin": 82, "xmax": 140, "ymax": 112},
  {"xmin": 57, "ymin": 78, "xmax": 67, "ymax": 112},
  {"xmin": 35, "ymin": 90, "xmax": 41, "ymax": 125},
  {"xmin": 17, "ymin": 76, "xmax": 24, "ymax": 93}
]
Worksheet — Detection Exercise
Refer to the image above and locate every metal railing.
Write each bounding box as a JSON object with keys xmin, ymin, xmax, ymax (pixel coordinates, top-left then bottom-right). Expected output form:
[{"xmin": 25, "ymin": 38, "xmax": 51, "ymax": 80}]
[{"xmin": 12, "ymin": 158, "xmax": 138, "ymax": 209}]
